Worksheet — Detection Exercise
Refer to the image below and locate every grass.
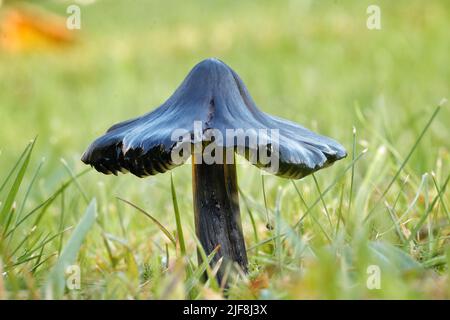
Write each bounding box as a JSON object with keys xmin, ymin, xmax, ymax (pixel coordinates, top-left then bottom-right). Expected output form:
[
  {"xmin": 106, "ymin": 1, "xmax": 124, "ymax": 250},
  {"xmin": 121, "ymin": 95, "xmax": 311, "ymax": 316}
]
[{"xmin": 0, "ymin": 0, "xmax": 449, "ymax": 299}]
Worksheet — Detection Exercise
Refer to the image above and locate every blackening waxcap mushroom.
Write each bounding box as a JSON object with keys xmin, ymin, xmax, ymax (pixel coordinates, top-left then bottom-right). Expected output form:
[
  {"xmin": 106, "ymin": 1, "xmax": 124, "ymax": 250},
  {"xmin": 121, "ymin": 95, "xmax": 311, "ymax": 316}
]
[
  {"xmin": 81, "ymin": 58, "xmax": 346, "ymax": 179},
  {"xmin": 82, "ymin": 58, "xmax": 348, "ymax": 283}
]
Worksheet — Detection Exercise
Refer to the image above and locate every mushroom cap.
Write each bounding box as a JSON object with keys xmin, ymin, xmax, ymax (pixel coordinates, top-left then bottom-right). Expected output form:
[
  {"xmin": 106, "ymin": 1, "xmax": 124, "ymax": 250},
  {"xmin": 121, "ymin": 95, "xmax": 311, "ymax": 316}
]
[{"xmin": 81, "ymin": 58, "xmax": 346, "ymax": 179}]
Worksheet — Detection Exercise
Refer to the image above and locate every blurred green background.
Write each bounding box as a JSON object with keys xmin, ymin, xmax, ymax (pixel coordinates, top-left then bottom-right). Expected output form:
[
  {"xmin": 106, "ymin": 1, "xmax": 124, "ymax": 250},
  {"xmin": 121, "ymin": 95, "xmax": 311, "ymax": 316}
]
[{"xmin": 0, "ymin": 0, "xmax": 448, "ymax": 299}]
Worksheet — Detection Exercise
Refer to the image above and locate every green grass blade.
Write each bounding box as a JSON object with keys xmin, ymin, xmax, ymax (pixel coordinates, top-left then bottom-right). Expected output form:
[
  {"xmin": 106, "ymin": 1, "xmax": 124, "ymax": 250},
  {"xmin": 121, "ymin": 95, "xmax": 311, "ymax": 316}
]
[
  {"xmin": 117, "ymin": 197, "xmax": 176, "ymax": 246},
  {"xmin": 2, "ymin": 204, "xmax": 16, "ymax": 238},
  {"xmin": 274, "ymin": 187, "xmax": 283, "ymax": 270},
  {"xmin": 348, "ymin": 126, "xmax": 357, "ymax": 212},
  {"xmin": 16, "ymin": 159, "xmax": 44, "ymax": 224},
  {"xmin": 397, "ymin": 173, "xmax": 428, "ymax": 222},
  {"xmin": 45, "ymin": 199, "xmax": 97, "ymax": 299},
  {"xmin": 248, "ymin": 150, "xmax": 368, "ymax": 252},
  {"xmin": 239, "ymin": 188, "xmax": 259, "ymax": 244},
  {"xmin": 291, "ymin": 180, "xmax": 309, "ymax": 210},
  {"xmin": 0, "ymin": 139, "xmax": 36, "ymax": 225},
  {"xmin": 384, "ymin": 203, "xmax": 407, "ymax": 245},
  {"xmin": 60, "ymin": 158, "xmax": 89, "ymax": 205},
  {"xmin": 364, "ymin": 105, "xmax": 441, "ymax": 223},
  {"xmin": 7, "ymin": 229, "xmax": 40, "ymax": 260},
  {"xmin": 186, "ymin": 244, "xmax": 220, "ymax": 293},
  {"xmin": 335, "ymin": 181, "xmax": 346, "ymax": 236},
  {"xmin": 58, "ymin": 190, "xmax": 66, "ymax": 255},
  {"xmin": 369, "ymin": 241, "xmax": 422, "ymax": 271},
  {"xmin": 423, "ymin": 255, "xmax": 447, "ymax": 268},
  {"xmin": 171, "ymin": 173, "xmax": 186, "ymax": 256},
  {"xmin": 312, "ymin": 174, "xmax": 332, "ymax": 229},
  {"xmin": 31, "ymin": 252, "xmax": 58, "ymax": 274},
  {"xmin": 0, "ymin": 141, "xmax": 31, "ymax": 194},
  {"xmin": 5, "ymin": 168, "xmax": 90, "ymax": 239},
  {"xmin": 26, "ymin": 227, "xmax": 72, "ymax": 258},
  {"xmin": 294, "ymin": 149, "xmax": 367, "ymax": 228},
  {"xmin": 431, "ymin": 173, "xmax": 449, "ymax": 221},
  {"xmin": 408, "ymin": 173, "xmax": 450, "ymax": 242},
  {"xmin": 261, "ymin": 174, "xmax": 272, "ymax": 229}
]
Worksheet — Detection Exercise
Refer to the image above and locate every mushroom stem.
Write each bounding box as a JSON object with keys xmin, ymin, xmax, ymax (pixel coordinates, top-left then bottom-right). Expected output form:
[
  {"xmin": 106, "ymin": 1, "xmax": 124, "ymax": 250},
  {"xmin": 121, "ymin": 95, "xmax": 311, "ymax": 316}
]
[{"xmin": 192, "ymin": 155, "xmax": 248, "ymax": 283}]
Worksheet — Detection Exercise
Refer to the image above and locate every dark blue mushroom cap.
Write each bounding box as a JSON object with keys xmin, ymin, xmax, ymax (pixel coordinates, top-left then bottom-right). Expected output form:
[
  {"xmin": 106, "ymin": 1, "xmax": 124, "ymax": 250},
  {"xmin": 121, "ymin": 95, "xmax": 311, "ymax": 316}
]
[{"xmin": 81, "ymin": 58, "xmax": 346, "ymax": 179}]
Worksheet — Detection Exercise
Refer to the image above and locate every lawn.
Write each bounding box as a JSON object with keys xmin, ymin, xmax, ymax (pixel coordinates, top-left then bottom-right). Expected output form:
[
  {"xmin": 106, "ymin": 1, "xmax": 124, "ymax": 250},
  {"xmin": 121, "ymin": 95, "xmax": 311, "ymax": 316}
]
[{"xmin": 0, "ymin": 0, "xmax": 449, "ymax": 299}]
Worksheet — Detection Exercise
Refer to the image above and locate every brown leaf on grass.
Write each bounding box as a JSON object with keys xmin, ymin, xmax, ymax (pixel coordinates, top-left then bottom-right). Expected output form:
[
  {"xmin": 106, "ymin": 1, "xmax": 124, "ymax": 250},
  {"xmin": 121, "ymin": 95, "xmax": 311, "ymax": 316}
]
[
  {"xmin": 0, "ymin": 5, "xmax": 75, "ymax": 52},
  {"xmin": 248, "ymin": 271, "xmax": 269, "ymax": 295}
]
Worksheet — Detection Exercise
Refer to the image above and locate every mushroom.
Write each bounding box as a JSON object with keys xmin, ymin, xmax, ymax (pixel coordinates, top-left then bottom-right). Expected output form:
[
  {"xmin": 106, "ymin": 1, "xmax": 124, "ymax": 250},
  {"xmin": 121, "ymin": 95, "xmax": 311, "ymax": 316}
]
[{"xmin": 81, "ymin": 58, "xmax": 346, "ymax": 283}]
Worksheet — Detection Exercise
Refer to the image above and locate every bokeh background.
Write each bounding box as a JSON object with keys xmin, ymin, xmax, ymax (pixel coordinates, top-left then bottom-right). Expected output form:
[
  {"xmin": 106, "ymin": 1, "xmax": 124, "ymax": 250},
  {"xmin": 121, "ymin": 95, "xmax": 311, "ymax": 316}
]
[{"xmin": 0, "ymin": 0, "xmax": 449, "ymax": 299}]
